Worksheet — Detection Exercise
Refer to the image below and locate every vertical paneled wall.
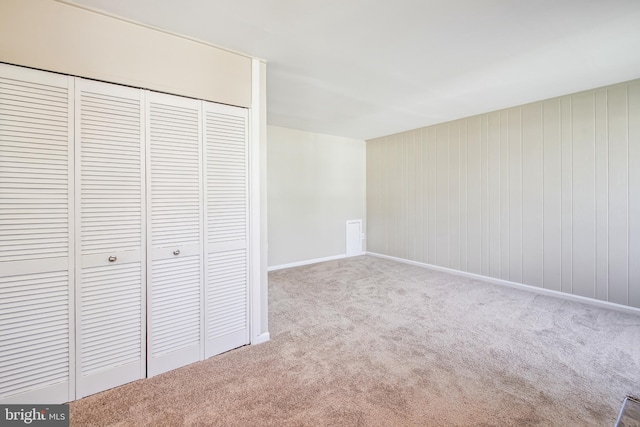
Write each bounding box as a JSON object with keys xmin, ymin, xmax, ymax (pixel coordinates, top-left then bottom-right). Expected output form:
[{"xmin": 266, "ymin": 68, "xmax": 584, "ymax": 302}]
[{"xmin": 367, "ymin": 79, "xmax": 640, "ymax": 308}]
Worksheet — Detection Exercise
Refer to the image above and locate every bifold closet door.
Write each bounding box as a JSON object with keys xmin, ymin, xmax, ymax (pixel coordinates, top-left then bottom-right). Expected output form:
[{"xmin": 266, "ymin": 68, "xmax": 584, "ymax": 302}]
[
  {"xmin": 146, "ymin": 92, "xmax": 203, "ymax": 377},
  {"xmin": 203, "ymin": 102, "xmax": 249, "ymax": 358},
  {"xmin": 75, "ymin": 79, "xmax": 145, "ymax": 398},
  {"xmin": 0, "ymin": 64, "xmax": 74, "ymax": 404}
]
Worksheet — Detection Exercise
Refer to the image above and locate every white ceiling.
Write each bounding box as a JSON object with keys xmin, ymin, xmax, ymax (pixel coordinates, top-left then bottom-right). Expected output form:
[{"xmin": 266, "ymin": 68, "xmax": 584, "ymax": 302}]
[{"xmin": 70, "ymin": 0, "xmax": 640, "ymax": 140}]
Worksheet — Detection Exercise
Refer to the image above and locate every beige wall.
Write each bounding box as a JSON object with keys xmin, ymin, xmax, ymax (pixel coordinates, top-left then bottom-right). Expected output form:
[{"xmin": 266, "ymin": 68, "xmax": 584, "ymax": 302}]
[
  {"xmin": 0, "ymin": 0, "xmax": 251, "ymax": 107},
  {"xmin": 367, "ymin": 79, "xmax": 640, "ymax": 309},
  {"xmin": 268, "ymin": 126, "xmax": 366, "ymax": 267}
]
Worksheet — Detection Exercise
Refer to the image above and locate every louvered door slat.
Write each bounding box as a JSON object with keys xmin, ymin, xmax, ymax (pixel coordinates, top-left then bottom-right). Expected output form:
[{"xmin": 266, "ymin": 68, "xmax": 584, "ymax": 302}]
[
  {"xmin": 75, "ymin": 79, "xmax": 145, "ymax": 399},
  {"xmin": 203, "ymin": 102, "xmax": 249, "ymax": 359},
  {"xmin": 0, "ymin": 64, "xmax": 73, "ymax": 404},
  {"xmin": 147, "ymin": 92, "xmax": 203, "ymax": 377},
  {"xmin": 207, "ymin": 249, "xmax": 247, "ymax": 339}
]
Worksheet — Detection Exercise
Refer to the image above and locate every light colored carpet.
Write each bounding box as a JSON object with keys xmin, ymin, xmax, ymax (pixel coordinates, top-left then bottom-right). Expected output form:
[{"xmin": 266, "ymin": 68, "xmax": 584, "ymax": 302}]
[{"xmin": 70, "ymin": 255, "xmax": 640, "ymax": 426}]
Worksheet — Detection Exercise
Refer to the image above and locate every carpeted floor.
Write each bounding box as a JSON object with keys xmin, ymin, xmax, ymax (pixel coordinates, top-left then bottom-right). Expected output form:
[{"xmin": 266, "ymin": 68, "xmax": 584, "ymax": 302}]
[{"xmin": 69, "ymin": 255, "xmax": 640, "ymax": 426}]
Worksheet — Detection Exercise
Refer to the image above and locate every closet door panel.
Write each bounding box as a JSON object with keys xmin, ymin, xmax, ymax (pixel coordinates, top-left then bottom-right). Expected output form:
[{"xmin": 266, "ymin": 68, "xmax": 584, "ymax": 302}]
[
  {"xmin": 203, "ymin": 102, "xmax": 249, "ymax": 358},
  {"xmin": 0, "ymin": 64, "xmax": 74, "ymax": 403},
  {"xmin": 75, "ymin": 79, "xmax": 145, "ymax": 398},
  {"xmin": 147, "ymin": 92, "xmax": 203, "ymax": 377}
]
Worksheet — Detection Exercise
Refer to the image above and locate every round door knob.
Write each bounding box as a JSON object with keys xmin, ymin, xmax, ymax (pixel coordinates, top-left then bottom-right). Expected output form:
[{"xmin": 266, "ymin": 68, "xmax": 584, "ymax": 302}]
[
  {"xmin": 108, "ymin": 256, "xmax": 117, "ymax": 262},
  {"xmin": 173, "ymin": 249, "xmax": 180, "ymax": 256}
]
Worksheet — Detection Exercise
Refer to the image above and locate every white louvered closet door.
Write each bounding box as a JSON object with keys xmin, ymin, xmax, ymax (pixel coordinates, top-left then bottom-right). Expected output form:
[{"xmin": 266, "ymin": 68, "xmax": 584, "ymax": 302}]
[
  {"xmin": 0, "ymin": 64, "xmax": 74, "ymax": 404},
  {"xmin": 146, "ymin": 92, "xmax": 203, "ymax": 377},
  {"xmin": 75, "ymin": 79, "xmax": 145, "ymax": 398},
  {"xmin": 203, "ymin": 102, "xmax": 249, "ymax": 358}
]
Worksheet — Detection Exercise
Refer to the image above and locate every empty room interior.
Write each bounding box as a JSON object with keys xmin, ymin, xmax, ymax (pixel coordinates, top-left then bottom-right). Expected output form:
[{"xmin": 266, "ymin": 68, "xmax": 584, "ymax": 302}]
[{"xmin": 1, "ymin": 0, "xmax": 640, "ymax": 425}]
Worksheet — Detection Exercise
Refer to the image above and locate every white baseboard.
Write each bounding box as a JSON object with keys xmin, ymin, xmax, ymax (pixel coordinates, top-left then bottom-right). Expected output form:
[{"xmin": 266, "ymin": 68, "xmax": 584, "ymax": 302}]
[
  {"xmin": 268, "ymin": 254, "xmax": 348, "ymax": 272},
  {"xmin": 367, "ymin": 252, "xmax": 640, "ymax": 316},
  {"xmin": 251, "ymin": 332, "xmax": 270, "ymax": 345}
]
